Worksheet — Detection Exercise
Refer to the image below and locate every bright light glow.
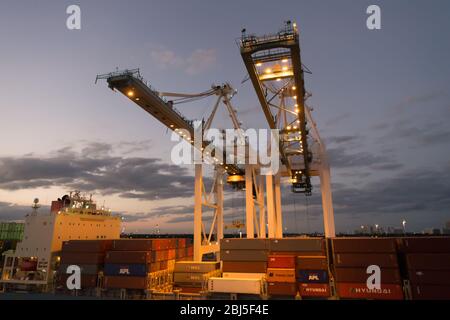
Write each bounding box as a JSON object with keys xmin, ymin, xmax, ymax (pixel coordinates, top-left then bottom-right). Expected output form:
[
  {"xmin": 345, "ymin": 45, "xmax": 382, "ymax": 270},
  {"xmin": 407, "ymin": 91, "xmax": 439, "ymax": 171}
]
[
  {"xmin": 135, "ymin": 97, "xmax": 140, "ymax": 101},
  {"xmin": 292, "ymin": 86, "xmax": 296, "ymax": 90},
  {"xmin": 295, "ymin": 108, "xmax": 299, "ymax": 113},
  {"xmin": 170, "ymin": 124, "xmax": 174, "ymax": 128},
  {"xmin": 282, "ymin": 66, "xmax": 288, "ymax": 71},
  {"xmin": 295, "ymin": 103, "xmax": 298, "ymax": 107},
  {"xmin": 293, "ymin": 95, "xmax": 297, "ymax": 99},
  {"xmin": 256, "ymin": 62, "xmax": 262, "ymax": 67},
  {"xmin": 276, "ymin": 78, "xmax": 281, "ymax": 82},
  {"xmin": 127, "ymin": 91, "xmax": 134, "ymax": 97},
  {"xmin": 286, "ymin": 126, "xmax": 291, "ymax": 130},
  {"xmin": 293, "ymin": 126, "xmax": 298, "ymax": 129},
  {"xmin": 282, "ymin": 59, "xmax": 288, "ymax": 63},
  {"xmin": 265, "ymin": 68, "xmax": 272, "ymax": 74}
]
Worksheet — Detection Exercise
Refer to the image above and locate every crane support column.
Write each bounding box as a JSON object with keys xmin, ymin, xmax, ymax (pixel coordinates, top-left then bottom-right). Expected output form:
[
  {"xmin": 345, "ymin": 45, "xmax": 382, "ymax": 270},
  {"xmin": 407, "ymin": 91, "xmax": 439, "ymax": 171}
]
[
  {"xmin": 216, "ymin": 167, "xmax": 224, "ymax": 242},
  {"xmin": 194, "ymin": 163, "xmax": 203, "ymax": 261},
  {"xmin": 245, "ymin": 165, "xmax": 255, "ymax": 238},
  {"xmin": 266, "ymin": 174, "xmax": 276, "ymax": 238},
  {"xmin": 274, "ymin": 173, "xmax": 283, "ymax": 238},
  {"xmin": 320, "ymin": 153, "xmax": 336, "ymax": 238},
  {"xmin": 258, "ymin": 176, "xmax": 266, "ymax": 238}
]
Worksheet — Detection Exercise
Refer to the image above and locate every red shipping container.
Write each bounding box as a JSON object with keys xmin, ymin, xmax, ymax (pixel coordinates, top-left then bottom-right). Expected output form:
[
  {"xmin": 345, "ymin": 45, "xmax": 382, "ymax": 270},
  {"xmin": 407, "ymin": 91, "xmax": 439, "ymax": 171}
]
[
  {"xmin": 267, "ymin": 282, "xmax": 298, "ymax": 296},
  {"xmin": 406, "ymin": 253, "xmax": 450, "ymax": 270},
  {"xmin": 62, "ymin": 240, "xmax": 113, "ymax": 253},
  {"xmin": 112, "ymin": 239, "xmax": 153, "ymax": 251},
  {"xmin": 268, "ymin": 255, "xmax": 296, "ymax": 268},
  {"xmin": 337, "ymin": 283, "xmax": 403, "ymax": 300},
  {"xmin": 61, "ymin": 252, "xmax": 105, "ymax": 265},
  {"xmin": 399, "ymin": 237, "xmax": 450, "ymax": 253},
  {"xmin": 296, "ymin": 256, "xmax": 328, "ymax": 270},
  {"xmin": 334, "ymin": 253, "xmax": 398, "ymax": 268},
  {"xmin": 332, "ymin": 238, "xmax": 397, "ymax": 253},
  {"xmin": 411, "ymin": 284, "xmax": 450, "ymax": 300},
  {"xmin": 299, "ymin": 283, "xmax": 330, "ymax": 297},
  {"xmin": 334, "ymin": 267, "xmax": 401, "ymax": 284},
  {"xmin": 105, "ymin": 251, "xmax": 152, "ymax": 264},
  {"xmin": 408, "ymin": 269, "xmax": 450, "ymax": 285},
  {"xmin": 104, "ymin": 276, "xmax": 148, "ymax": 290},
  {"xmin": 168, "ymin": 249, "xmax": 176, "ymax": 260}
]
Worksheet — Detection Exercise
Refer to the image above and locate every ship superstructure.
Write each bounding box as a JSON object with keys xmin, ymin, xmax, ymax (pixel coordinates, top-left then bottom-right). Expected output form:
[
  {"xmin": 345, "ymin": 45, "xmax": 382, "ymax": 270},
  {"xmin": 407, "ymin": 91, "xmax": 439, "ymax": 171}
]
[{"xmin": 0, "ymin": 192, "xmax": 121, "ymax": 290}]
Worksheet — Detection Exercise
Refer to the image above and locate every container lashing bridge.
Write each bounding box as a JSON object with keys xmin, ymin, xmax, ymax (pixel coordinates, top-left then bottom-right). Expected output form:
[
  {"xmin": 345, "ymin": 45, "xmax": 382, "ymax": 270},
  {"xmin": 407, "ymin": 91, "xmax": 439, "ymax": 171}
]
[{"xmin": 96, "ymin": 21, "xmax": 335, "ymax": 261}]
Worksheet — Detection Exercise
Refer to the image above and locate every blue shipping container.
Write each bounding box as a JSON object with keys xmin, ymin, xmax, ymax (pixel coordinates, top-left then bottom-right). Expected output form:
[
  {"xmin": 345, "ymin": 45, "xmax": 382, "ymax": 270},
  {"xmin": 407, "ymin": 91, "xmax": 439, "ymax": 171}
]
[
  {"xmin": 104, "ymin": 264, "xmax": 148, "ymax": 277},
  {"xmin": 297, "ymin": 270, "xmax": 329, "ymax": 283}
]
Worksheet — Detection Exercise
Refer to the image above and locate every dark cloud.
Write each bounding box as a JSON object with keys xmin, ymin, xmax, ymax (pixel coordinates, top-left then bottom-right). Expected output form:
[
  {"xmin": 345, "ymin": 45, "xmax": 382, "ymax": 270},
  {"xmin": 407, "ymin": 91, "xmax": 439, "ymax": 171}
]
[
  {"xmin": 326, "ymin": 135, "xmax": 360, "ymax": 145},
  {"xmin": 0, "ymin": 142, "xmax": 200, "ymax": 201},
  {"xmin": 327, "ymin": 147, "xmax": 402, "ymax": 170}
]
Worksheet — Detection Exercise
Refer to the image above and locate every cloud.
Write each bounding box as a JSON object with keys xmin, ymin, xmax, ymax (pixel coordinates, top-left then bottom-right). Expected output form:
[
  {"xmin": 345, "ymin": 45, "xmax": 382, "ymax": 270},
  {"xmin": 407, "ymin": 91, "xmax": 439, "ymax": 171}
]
[
  {"xmin": 151, "ymin": 46, "xmax": 217, "ymax": 75},
  {"xmin": 0, "ymin": 142, "xmax": 200, "ymax": 201},
  {"xmin": 327, "ymin": 147, "xmax": 402, "ymax": 170}
]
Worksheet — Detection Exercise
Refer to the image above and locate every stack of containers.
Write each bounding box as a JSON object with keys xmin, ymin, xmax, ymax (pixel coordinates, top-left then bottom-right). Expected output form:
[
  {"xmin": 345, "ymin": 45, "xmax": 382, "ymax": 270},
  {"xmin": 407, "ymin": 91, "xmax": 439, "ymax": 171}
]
[
  {"xmin": 173, "ymin": 261, "xmax": 220, "ymax": 294},
  {"xmin": 398, "ymin": 237, "xmax": 450, "ymax": 300},
  {"xmin": 332, "ymin": 238, "xmax": 403, "ymax": 300},
  {"xmin": 221, "ymin": 238, "xmax": 268, "ymax": 279},
  {"xmin": 104, "ymin": 238, "xmax": 193, "ymax": 291},
  {"xmin": 59, "ymin": 240, "xmax": 112, "ymax": 289},
  {"xmin": 266, "ymin": 255, "xmax": 297, "ymax": 296},
  {"xmin": 269, "ymin": 238, "xmax": 329, "ymax": 298},
  {"xmin": 0, "ymin": 222, "xmax": 24, "ymax": 241}
]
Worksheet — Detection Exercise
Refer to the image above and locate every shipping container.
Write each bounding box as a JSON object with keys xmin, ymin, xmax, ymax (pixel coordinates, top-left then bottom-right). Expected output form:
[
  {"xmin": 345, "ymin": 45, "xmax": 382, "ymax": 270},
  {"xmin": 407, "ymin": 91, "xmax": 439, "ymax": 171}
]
[
  {"xmin": 104, "ymin": 276, "xmax": 148, "ymax": 290},
  {"xmin": 269, "ymin": 238, "xmax": 324, "ymax": 253},
  {"xmin": 221, "ymin": 238, "xmax": 268, "ymax": 250},
  {"xmin": 268, "ymin": 255, "xmax": 296, "ymax": 268},
  {"xmin": 220, "ymin": 250, "xmax": 268, "ymax": 262},
  {"xmin": 59, "ymin": 264, "xmax": 101, "ymax": 276},
  {"xmin": 332, "ymin": 238, "xmax": 396, "ymax": 253},
  {"xmin": 60, "ymin": 252, "xmax": 105, "ymax": 265},
  {"xmin": 104, "ymin": 264, "xmax": 148, "ymax": 277},
  {"xmin": 112, "ymin": 239, "xmax": 153, "ymax": 251},
  {"xmin": 408, "ymin": 269, "xmax": 450, "ymax": 285},
  {"xmin": 174, "ymin": 286, "xmax": 203, "ymax": 294},
  {"xmin": 222, "ymin": 272, "xmax": 265, "ymax": 280},
  {"xmin": 208, "ymin": 277, "xmax": 261, "ymax": 294},
  {"xmin": 267, "ymin": 282, "xmax": 298, "ymax": 296},
  {"xmin": 334, "ymin": 267, "xmax": 401, "ymax": 284},
  {"xmin": 334, "ymin": 253, "xmax": 398, "ymax": 268},
  {"xmin": 105, "ymin": 251, "xmax": 152, "ymax": 264},
  {"xmin": 222, "ymin": 261, "xmax": 267, "ymax": 273},
  {"xmin": 59, "ymin": 274, "xmax": 98, "ymax": 288},
  {"xmin": 266, "ymin": 268, "xmax": 296, "ymax": 283},
  {"xmin": 174, "ymin": 272, "xmax": 205, "ymax": 283},
  {"xmin": 405, "ymin": 253, "xmax": 450, "ymax": 270},
  {"xmin": 299, "ymin": 283, "xmax": 330, "ymax": 297},
  {"xmin": 399, "ymin": 237, "xmax": 450, "ymax": 253},
  {"xmin": 336, "ymin": 283, "xmax": 403, "ymax": 300},
  {"xmin": 296, "ymin": 256, "xmax": 328, "ymax": 270},
  {"xmin": 62, "ymin": 240, "xmax": 113, "ymax": 253},
  {"xmin": 174, "ymin": 261, "xmax": 219, "ymax": 273},
  {"xmin": 297, "ymin": 270, "xmax": 329, "ymax": 284},
  {"xmin": 411, "ymin": 284, "xmax": 450, "ymax": 300}
]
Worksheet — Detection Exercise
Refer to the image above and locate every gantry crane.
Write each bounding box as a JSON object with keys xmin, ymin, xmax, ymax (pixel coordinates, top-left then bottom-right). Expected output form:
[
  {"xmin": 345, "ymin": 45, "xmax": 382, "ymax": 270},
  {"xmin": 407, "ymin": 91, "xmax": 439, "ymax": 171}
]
[{"xmin": 96, "ymin": 20, "xmax": 336, "ymax": 261}]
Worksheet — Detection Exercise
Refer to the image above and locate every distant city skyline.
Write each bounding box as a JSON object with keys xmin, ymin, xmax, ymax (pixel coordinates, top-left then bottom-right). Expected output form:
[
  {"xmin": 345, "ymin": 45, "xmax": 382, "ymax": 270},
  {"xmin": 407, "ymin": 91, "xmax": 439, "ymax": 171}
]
[{"xmin": 1, "ymin": 0, "xmax": 450, "ymax": 233}]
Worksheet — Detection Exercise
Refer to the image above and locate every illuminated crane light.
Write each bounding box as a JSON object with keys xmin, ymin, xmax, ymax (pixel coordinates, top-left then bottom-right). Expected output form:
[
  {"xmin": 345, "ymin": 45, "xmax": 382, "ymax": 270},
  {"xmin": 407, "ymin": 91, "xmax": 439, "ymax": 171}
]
[
  {"xmin": 276, "ymin": 78, "xmax": 281, "ymax": 82},
  {"xmin": 293, "ymin": 95, "xmax": 297, "ymax": 100},
  {"xmin": 292, "ymin": 86, "xmax": 296, "ymax": 90},
  {"xmin": 135, "ymin": 97, "xmax": 140, "ymax": 101},
  {"xmin": 256, "ymin": 62, "xmax": 262, "ymax": 67},
  {"xmin": 265, "ymin": 68, "xmax": 272, "ymax": 74},
  {"xmin": 282, "ymin": 66, "xmax": 288, "ymax": 71},
  {"xmin": 170, "ymin": 124, "xmax": 174, "ymax": 128},
  {"xmin": 282, "ymin": 59, "xmax": 288, "ymax": 63},
  {"xmin": 286, "ymin": 126, "xmax": 291, "ymax": 130},
  {"xmin": 127, "ymin": 90, "xmax": 134, "ymax": 97}
]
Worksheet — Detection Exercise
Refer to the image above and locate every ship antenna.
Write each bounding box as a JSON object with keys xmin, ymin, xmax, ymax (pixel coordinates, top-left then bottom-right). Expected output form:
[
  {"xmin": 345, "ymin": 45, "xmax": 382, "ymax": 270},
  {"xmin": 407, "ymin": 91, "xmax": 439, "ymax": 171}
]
[{"xmin": 31, "ymin": 198, "xmax": 40, "ymax": 216}]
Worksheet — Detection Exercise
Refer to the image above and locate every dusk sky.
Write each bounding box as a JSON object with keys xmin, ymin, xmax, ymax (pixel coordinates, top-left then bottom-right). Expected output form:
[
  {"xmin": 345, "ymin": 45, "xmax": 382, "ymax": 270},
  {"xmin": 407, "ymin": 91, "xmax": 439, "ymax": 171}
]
[{"xmin": 0, "ymin": 0, "xmax": 449, "ymax": 234}]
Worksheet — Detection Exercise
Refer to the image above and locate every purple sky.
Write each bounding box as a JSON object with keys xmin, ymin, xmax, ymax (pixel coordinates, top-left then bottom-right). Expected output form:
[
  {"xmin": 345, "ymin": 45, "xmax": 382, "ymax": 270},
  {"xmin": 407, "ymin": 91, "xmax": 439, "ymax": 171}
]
[{"xmin": 0, "ymin": 0, "xmax": 449, "ymax": 234}]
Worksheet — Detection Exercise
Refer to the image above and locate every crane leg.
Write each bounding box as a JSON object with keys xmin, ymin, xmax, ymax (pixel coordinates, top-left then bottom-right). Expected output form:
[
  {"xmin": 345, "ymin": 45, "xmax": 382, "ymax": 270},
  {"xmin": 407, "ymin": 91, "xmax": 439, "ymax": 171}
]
[
  {"xmin": 274, "ymin": 173, "xmax": 283, "ymax": 238},
  {"xmin": 194, "ymin": 163, "xmax": 203, "ymax": 261},
  {"xmin": 245, "ymin": 165, "xmax": 255, "ymax": 238},
  {"xmin": 266, "ymin": 174, "xmax": 276, "ymax": 238},
  {"xmin": 320, "ymin": 159, "xmax": 336, "ymax": 238}
]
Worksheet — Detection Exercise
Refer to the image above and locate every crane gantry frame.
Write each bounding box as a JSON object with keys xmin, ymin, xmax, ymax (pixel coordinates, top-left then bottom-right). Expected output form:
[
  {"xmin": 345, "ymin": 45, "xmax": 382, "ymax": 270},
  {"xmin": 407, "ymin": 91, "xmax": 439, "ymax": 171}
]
[{"xmin": 96, "ymin": 20, "xmax": 335, "ymax": 262}]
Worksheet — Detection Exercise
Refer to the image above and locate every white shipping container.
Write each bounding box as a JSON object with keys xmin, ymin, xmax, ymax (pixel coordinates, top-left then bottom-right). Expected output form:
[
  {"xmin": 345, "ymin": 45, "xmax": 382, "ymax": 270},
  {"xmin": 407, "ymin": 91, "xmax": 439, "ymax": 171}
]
[
  {"xmin": 208, "ymin": 277, "xmax": 262, "ymax": 294},
  {"xmin": 222, "ymin": 272, "xmax": 266, "ymax": 280}
]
